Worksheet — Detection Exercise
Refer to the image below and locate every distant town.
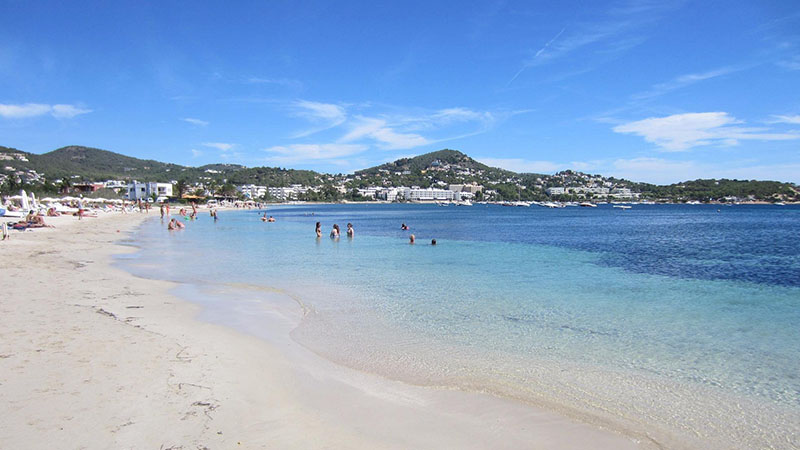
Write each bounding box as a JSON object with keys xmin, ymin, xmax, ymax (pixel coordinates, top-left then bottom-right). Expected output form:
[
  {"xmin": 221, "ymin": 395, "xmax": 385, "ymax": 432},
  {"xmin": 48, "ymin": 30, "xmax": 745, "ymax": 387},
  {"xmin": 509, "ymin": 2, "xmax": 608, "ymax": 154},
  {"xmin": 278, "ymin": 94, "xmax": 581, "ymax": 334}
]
[{"xmin": 1, "ymin": 146, "xmax": 798, "ymax": 204}]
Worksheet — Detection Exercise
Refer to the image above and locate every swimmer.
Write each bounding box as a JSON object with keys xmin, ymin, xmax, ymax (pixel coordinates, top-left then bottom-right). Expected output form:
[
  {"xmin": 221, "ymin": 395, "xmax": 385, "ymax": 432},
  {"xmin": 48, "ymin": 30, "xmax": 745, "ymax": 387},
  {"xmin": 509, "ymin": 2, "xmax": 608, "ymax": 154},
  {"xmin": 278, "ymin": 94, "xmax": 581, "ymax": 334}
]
[
  {"xmin": 431, "ymin": 239, "xmax": 436, "ymax": 245},
  {"xmin": 330, "ymin": 224, "xmax": 340, "ymax": 238},
  {"xmin": 409, "ymin": 234, "xmax": 415, "ymax": 244},
  {"xmin": 346, "ymin": 222, "xmax": 354, "ymax": 238}
]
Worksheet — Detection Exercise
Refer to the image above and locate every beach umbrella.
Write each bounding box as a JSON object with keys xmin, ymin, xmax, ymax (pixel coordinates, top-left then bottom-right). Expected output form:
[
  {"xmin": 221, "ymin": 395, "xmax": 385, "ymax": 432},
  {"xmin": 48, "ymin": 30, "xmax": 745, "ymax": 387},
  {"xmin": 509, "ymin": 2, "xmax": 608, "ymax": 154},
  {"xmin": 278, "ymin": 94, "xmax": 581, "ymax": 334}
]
[{"xmin": 21, "ymin": 190, "xmax": 30, "ymax": 211}]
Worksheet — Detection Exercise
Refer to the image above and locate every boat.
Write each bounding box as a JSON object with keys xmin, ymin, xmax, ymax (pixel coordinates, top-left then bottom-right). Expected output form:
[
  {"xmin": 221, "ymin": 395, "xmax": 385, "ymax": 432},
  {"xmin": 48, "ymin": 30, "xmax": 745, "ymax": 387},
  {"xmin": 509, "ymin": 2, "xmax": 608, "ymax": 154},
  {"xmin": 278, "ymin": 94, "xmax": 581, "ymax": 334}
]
[
  {"xmin": 613, "ymin": 205, "xmax": 632, "ymax": 210},
  {"xmin": 579, "ymin": 202, "xmax": 597, "ymax": 207}
]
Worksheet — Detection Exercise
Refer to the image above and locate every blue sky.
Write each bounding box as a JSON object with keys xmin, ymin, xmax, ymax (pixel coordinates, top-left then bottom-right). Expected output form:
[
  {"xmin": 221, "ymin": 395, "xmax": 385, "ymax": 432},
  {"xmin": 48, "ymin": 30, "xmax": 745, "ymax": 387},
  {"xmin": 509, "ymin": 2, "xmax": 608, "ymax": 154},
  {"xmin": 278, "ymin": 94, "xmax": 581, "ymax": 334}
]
[{"xmin": 1, "ymin": 0, "xmax": 799, "ymax": 184}]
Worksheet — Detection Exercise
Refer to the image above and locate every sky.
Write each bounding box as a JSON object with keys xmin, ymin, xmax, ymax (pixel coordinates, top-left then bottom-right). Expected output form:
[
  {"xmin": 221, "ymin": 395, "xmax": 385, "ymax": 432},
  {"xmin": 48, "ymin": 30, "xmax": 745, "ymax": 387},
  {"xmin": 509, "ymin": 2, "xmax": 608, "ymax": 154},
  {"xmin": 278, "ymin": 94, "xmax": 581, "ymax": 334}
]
[{"xmin": 1, "ymin": 0, "xmax": 799, "ymax": 184}]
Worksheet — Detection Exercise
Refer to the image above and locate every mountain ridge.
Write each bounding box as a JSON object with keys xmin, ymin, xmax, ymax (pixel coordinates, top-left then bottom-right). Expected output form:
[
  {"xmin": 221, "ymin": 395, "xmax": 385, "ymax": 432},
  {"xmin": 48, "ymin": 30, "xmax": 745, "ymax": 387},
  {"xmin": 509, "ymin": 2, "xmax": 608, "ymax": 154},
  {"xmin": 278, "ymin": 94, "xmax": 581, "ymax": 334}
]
[{"xmin": 1, "ymin": 145, "xmax": 798, "ymax": 202}]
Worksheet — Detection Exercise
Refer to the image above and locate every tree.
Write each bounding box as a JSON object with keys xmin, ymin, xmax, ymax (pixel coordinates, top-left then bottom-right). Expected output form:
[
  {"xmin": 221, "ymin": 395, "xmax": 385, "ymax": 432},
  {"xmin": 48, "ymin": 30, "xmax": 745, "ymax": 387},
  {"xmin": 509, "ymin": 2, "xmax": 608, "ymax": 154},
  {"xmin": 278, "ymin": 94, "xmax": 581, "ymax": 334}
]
[
  {"xmin": 59, "ymin": 177, "xmax": 72, "ymax": 194},
  {"xmin": 174, "ymin": 178, "xmax": 188, "ymax": 199}
]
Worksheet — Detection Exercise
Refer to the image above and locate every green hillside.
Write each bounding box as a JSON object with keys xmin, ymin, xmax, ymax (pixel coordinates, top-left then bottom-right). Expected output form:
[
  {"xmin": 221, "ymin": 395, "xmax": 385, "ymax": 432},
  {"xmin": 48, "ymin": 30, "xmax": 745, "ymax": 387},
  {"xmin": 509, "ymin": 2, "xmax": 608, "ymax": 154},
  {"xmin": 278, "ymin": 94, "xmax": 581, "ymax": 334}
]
[{"xmin": 1, "ymin": 144, "xmax": 798, "ymax": 202}]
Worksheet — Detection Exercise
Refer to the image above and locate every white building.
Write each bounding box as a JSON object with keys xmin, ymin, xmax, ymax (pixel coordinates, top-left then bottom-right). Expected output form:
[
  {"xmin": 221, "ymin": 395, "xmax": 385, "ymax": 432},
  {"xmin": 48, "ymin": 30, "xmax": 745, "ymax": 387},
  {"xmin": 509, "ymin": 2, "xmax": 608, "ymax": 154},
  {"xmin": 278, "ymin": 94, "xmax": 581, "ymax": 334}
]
[
  {"xmin": 357, "ymin": 187, "xmax": 381, "ymax": 199},
  {"xmin": 126, "ymin": 181, "xmax": 173, "ymax": 200},
  {"xmin": 267, "ymin": 185, "xmax": 310, "ymax": 201},
  {"xmin": 611, "ymin": 187, "xmax": 633, "ymax": 199},
  {"xmin": 237, "ymin": 184, "xmax": 267, "ymax": 199},
  {"xmin": 405, "ymin": 187, "xmax": 457, "ymax": 202},
  {"xmin": 546, "ymin": 187, "xmax": 566, "ymax": 195}
]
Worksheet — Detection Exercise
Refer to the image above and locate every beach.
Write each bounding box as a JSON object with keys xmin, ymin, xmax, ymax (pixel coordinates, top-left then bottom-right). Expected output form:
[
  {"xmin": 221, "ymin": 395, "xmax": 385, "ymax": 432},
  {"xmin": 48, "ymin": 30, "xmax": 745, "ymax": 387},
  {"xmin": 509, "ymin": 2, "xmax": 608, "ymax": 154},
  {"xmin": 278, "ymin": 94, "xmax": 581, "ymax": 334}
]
[{"xmin": 0, "ymin": 211, "xmax": 643, "ymax": 449}]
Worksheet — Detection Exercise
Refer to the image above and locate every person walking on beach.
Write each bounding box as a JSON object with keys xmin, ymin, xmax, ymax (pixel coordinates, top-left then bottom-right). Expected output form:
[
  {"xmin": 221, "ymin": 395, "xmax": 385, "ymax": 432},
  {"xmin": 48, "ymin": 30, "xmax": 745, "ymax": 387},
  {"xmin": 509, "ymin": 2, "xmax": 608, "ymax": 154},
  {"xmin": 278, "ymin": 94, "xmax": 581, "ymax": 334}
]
[
  {"xmin": 330, "ymin": 224, "xmax": 340, "ymax": 238},
  {"xmin": 346, "ymin": 222, "xmax": 354, "ymax": 238},
  {"xmin": 315, "ymin": 222, "xmax": 322, "ymax": 238}
]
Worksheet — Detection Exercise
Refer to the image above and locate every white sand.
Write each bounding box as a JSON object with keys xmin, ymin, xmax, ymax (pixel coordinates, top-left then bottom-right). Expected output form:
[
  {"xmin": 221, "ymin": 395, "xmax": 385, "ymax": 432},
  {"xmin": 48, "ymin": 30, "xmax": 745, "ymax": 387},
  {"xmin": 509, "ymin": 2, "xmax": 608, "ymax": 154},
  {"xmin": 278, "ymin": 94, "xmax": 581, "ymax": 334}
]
[{"xmin": 0, "ymin": 212, "xmax": 643, "ymax": 449}]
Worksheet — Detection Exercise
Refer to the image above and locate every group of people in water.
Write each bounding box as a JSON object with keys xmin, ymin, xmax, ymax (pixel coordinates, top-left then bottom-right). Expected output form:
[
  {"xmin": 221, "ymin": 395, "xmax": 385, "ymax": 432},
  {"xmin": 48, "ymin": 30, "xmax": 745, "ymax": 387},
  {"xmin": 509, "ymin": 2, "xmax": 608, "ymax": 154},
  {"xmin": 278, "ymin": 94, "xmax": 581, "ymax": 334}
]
[
  {"xmin": 164, "ymin": 202, "xmax": 219, "ymax": 231},
  {"xmin": 317, "ymin": 222, "xmax": 355, "ymax": 239},
  {"xmin": 400, "ymin": 223, "xmax": 435, "ymax": 245},
  {"xmin": 314, "ymin": 220, "xmax": 435, "ymax": 245}
]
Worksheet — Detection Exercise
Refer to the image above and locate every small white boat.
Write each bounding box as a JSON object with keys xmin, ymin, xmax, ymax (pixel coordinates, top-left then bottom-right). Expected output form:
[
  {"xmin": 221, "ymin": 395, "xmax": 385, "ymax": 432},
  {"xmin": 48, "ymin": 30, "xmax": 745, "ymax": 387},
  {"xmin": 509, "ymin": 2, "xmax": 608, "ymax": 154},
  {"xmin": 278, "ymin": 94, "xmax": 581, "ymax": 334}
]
[
  {"xmin": 613, "ymin": 205, "xmax": 632, "ymax": 210},
  {"xmin": 579, "ymin": 202, "xmax": 597, "ymax": 207}
]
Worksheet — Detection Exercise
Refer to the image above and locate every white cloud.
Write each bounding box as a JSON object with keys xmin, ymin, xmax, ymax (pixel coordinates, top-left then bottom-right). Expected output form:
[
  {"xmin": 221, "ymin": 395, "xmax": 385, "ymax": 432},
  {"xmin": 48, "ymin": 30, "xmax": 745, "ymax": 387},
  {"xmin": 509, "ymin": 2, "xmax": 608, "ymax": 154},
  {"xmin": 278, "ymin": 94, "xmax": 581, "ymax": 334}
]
[
  {"xmin": 613, "ymin": 112, "xmax": 800, "ymax": 151},
  {"xmin": 190, "ymin": 149, "xmax": 203, "ymax": 158},
  {"xmin": 609, "ymin": 157, "xmax": 800, "ymax": 184},
  {"xmin": 263, "ymin": 143, "xmax": 367, "ymax": 164},
  {"xmin": 0, "ymin": 102, "xmax": 92, "ymax": 119},
  {"xmin": 202, "ymin": 142, "xmax": 235, "ymax": 151},
  {"xmin": 477, "ymin": 157, "xmax": 562, "ymax": 173},
  {"xmin": 247, "ymin": 77, "xmax": 303, "ymax": 89},
  {"xmin": 291, "ymin": 100, "xmax": 347, "ymax": 137},
  {"xmin": 632, "ymin": 66, "xmax": 744, "ymax": 100},
  {"xmin": 341, "ymin": 116, "xmax": 428, "ymax": 150},
  {"xmin": 182, "ymin": 117, "xmax": 209, "ymax": 126},
  {"xmin": 777, "ymin": 55, "xmax": 800, "ymax": 71},
  {"xmin": 51, "ymin": 104, "xmax": 93, "ymax": 118},
  {"xmin": 284, "ymin": 100, "xmax": 504, "ymax": 155},
  {"xmin": 768, "ymin": 114, "xmax": 800, "ymax": 124},
  {"xmin": 0, "ymin": 103, "xmax": 51, "ymax": 118}
]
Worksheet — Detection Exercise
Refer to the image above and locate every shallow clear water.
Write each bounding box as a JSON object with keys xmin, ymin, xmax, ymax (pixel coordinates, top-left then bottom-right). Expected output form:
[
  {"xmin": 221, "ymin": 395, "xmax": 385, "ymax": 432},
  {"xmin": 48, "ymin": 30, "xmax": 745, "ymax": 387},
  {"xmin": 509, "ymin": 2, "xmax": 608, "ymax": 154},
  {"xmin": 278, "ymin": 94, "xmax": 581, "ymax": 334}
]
[{"xmin": 122, "ymin": 204, "xmax": 800, "ymax": 448}]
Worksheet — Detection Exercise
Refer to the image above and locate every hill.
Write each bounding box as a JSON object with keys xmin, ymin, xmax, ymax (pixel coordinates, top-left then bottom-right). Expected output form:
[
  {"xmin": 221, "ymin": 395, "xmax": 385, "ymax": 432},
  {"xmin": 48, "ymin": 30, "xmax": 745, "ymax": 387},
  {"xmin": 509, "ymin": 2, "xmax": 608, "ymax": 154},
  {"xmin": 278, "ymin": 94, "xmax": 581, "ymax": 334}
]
[{"xmin": 1, "ymin": 145, "xmax": 798, "ymax": 202}]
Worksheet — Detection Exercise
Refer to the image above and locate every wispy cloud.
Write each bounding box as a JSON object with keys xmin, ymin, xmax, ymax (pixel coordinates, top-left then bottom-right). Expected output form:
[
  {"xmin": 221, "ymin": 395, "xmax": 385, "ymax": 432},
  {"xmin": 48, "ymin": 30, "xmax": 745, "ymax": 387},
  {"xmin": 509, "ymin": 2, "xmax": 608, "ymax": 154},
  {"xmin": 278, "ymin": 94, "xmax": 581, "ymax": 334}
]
[
  {"xmin": 286, "ymin": 101, "xmax": 502, "ymax": 154},
  {"xmin": 777, "ymin": 55, "xmax": 800, "ymax": 71},
  {"xmin": 246, "ymin": 77, "xmax": 303, "ymax": 89},
  {"xmin": 190, "ymin": 149, "xmax": 203, "ymax": 158},
  {"xmin": 202, "ymin": 142, "xmax": 235, "ymax": 151},
  {"xmin": 0, "ymin": 102, "xmax": 92, "ymax": 119},
  {"xmin": 340, "ymin": 116, "xmax": 429, "ymax": 150},
  {"xmin": 290, "ymin": 100, "xmax": 347, "ymax": 138},
  {"xmin": 508, "ymin": 1, "xmax": 680, "ymax": 85},
  {"xmin": 263, "ymin": 143, "xmax": 368, "ymax": 164},
  {"xmin": 631, "ymin": 65, "xmax": 746, "ymax": 100},
  {"xmin": 613, "ymin": 112, "xmax": 799, "ymax": 151},
  {"xmin": 609, "ymin": 157, "xmax": 800, "ymax": 184},
  {"xmin": 508, "ymin": 27, "xmax": 566, "ymax": 85},
  {"xmin": 768, "ymin": 114, "xmax": 800, "ymax": 124},
  {"xmin": 182, "ymin": 117, "xmax": 209, "ymax": 126}
]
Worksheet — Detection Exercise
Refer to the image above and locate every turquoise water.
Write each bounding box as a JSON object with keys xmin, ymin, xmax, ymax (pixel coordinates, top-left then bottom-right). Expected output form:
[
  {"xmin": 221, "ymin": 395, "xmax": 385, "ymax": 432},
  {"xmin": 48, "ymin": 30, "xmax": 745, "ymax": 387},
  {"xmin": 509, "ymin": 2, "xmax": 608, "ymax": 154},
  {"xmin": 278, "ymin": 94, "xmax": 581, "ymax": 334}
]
[{"xmin": 121, "ymin": 204, "xmax": 800, "ymax": 448}]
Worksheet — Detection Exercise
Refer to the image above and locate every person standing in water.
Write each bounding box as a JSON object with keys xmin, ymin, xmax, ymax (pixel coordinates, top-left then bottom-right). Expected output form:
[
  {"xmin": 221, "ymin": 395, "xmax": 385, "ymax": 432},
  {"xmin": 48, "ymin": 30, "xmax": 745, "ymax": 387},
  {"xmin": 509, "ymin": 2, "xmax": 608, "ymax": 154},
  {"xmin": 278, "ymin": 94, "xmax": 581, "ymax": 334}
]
[
  {"xmin": 346, "ymin": 223, "xmax": 354, "ymax": 238},
  {"xmin": 409, "ymin": 234, "xmax": 415, "ymax": 244},
  {"xmin": 315, "ymin": 222, "xmax": 322, "ymax": 238},
  {"xmin": 330, "ymin": 224, "xmax": 340, "ymax": 238}
]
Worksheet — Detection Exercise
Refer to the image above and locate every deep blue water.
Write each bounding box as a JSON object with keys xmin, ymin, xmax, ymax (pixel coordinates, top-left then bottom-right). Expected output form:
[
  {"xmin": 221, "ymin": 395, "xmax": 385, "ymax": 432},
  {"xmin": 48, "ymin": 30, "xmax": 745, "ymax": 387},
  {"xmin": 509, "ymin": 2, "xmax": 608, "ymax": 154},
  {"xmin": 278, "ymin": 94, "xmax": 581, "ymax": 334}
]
[{"xmin": 278, "ymin": 203, "xmax": 800, "ymax": 287}]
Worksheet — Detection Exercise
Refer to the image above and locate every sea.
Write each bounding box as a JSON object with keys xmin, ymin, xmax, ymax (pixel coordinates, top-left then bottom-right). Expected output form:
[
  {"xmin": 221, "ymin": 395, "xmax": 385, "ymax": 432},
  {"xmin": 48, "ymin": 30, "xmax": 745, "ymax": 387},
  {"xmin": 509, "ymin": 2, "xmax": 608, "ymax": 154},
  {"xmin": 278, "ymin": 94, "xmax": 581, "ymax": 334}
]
[{"xmin": 119, "ymin": 203, "xmax": 800, "ymax": 449}]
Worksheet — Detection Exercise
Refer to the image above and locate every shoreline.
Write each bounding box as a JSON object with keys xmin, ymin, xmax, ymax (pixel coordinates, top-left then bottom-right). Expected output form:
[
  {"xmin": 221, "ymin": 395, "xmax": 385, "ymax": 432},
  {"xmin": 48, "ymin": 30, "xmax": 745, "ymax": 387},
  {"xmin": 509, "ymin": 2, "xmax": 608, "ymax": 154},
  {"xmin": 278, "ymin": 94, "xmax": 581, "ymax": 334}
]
[{"xmin": 0, "ymin": 212, "xmax": 642, "ymax": 449}]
